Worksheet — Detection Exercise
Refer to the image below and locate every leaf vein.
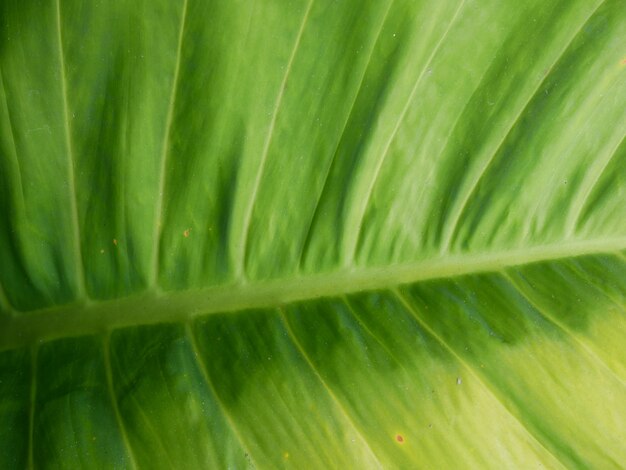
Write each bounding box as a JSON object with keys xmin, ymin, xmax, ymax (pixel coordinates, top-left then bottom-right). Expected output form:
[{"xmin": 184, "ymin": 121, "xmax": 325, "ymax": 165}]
[
  {"xmin": 0, "ymin": 67, "xmax": 24, "ymax": 213},
  {"xmin": 238, "ymin": 0, "xmax": 315, "ymax": 279},
  {"xmin": 56, "ymin": 0, "xmax": 86, "ymax": 297},
  {"xmin": 502, "ymin": 272, "xmax": 626, "ymax": 389},
  {"xmin": 297, "ymin": 0, "xmax": 395, "ymax": 270},
  {"xmin": 150, "ymin": 0, "xmax": 189, "ymax": 288},
  {"xmin": 279, "ymin": 308, "xmax": 383, "ymax": 468},
  {"xmin": 102, "ymin": 333, "xmax": 139, "ymax": 470},
  {"xmin": 2, "ymin": 236, "xmax": 626, "ymax": 351},
  {"xmin": 341, "ymin": 295, "xmax": 408, "ymax": 371},
  {"xmin": 566, "ymin": 132, "xmax": 626, "ymax": 236},
  {"xmin": 184, "ymin": 323, "xmax": 258, "ymax": 468},
  {"xmin": 440, "ymin": 0, "xmax": 607, "ymax": 251},
  {"xmin": 347, "ymin": 0, "xmax": 468, "ymax": 264},
  {"xmin": 393, "ymin": 289, "xmax": 568, "ymax": 469}
]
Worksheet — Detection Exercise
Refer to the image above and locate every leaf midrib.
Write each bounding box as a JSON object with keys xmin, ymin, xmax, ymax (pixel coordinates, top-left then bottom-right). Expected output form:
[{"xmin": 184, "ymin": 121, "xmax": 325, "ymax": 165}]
[{"xmin": 1, "ymin": 235, "xmax": 625, "ymax": 351}]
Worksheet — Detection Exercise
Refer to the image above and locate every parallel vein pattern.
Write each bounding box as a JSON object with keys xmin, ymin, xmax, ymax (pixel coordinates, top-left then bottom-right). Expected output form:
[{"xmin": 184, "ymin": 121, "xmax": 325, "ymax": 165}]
[
  {"xmin": 239, "ymin": 0, "xmax": 315, "ymax": 278},
  {"xmin": 185, "ymin": 323, "xmax": 257, "ymax": 469},
  {"xmin": 348, "ymin": 0, "xmax": 468, "ymax": 263},
  {"xmin": 439, "ymin": 0, "xmax": 606, "ymax": 250},
  {"xmin": 504, "ymin": 274, "xmax": 626, "ymax": 388},
  {"xmin": 55, "ymin": 0, "xmax": 86, "ymax": 298},
  {"xmin": 151, "ymin": 0, "xmax": 189, "ymax": 287},
  {"xmin": 1, "ymin": 0, "xmax": 625, "ymax": 468},
  {"xmin": 280, "ymin": 308, "xmax": 383, "ymax": 468},
  {"xmin": 297, "ymin": 0, "xmax": 396, "ymax": 269},
  {"xmin": 393, "ymin": 289, "xmax": 567, "ymax": 468},
  {"xmin": 1, "ymin": 250, "xmax": 625, "ymax": 467},
  {"xmin": 103, "ymin": 333, "xmax": 138, "ymax": 470},
  {"xmin": 567, "ymin": 132, "xmax": 626, "ymax": 235}
]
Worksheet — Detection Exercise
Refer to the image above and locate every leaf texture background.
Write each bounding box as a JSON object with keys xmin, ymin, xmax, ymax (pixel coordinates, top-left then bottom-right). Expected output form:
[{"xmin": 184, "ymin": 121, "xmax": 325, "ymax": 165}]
[{"xmin": 0, "ymin": 0, "xmax": 625, "ymax": 468}]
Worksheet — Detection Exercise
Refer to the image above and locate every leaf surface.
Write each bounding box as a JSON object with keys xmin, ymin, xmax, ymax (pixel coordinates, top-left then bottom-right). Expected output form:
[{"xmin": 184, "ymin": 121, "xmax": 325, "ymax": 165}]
[{"xmin": 1, "ymin": 0, "xmax": 625, "ymax": 468}]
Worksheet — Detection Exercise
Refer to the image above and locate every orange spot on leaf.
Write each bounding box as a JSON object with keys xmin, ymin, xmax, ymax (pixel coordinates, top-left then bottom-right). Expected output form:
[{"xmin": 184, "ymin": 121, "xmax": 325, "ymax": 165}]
[
  {"xmin": 112, "ymin": 239, "xmax": 118, "ymax": 246},
  {"xmin": 396, "ymin": 434, "xmax": 404, "ymax": 443},
  {"xmin": 183, "ymin": 229, "xmax": 191, "ymax": 238}
]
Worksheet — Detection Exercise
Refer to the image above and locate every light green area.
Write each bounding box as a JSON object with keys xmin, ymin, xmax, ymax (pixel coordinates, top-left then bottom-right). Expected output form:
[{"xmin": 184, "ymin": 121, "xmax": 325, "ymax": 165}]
[{"xmin": 0, "ymin": 0, "xmax": 625, "ymax": 468}]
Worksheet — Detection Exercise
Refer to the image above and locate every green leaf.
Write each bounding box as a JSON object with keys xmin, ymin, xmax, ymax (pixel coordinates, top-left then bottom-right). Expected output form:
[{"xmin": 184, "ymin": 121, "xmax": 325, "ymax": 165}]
[{"xmin": 1, "ymin": 0, "xmax": 625, "ymax": 468}]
